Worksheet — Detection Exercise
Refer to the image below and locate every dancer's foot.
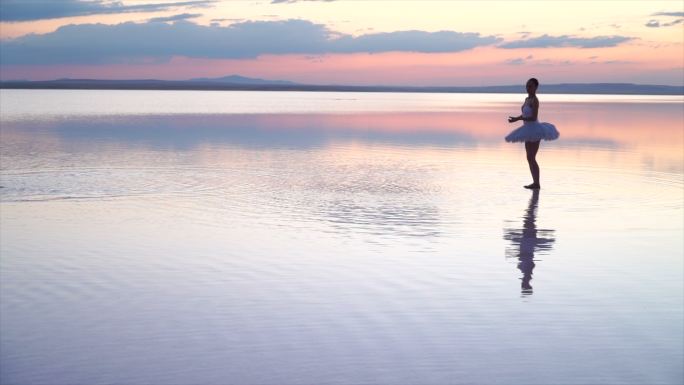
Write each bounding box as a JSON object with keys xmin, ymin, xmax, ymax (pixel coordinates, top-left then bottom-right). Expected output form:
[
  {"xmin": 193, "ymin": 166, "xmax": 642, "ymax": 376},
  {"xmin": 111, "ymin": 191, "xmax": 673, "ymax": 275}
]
[{"xmin": 524, "ymin": 183, "xmax": 540, "ymax": 189}]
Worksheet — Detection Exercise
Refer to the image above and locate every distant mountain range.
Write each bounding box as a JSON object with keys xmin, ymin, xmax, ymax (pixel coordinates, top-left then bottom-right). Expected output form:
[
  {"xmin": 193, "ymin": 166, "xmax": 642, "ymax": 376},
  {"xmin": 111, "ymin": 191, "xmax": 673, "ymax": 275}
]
[
  {"xmin": 189, "ymin": 75, "xmax": 297, "ymax": 85},
  {"xmin": 1, "ymin": 75, "xmax": 682, "ymax": 95}
]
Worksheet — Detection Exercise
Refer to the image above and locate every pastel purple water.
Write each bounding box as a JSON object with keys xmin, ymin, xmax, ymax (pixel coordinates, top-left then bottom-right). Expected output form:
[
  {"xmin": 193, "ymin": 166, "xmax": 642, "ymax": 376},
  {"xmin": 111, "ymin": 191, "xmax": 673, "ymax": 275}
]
[{"xmin": 1, "ymin": 90, "xmax": 682, "ymax": 385}]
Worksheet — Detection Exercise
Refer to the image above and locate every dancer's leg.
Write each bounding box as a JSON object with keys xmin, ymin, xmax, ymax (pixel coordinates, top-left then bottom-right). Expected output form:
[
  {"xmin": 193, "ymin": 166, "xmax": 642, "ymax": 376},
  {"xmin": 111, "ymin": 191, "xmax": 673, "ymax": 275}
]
[{"xmin": 524, "ymin": 141, "xmax": 540, "ymax": 188}]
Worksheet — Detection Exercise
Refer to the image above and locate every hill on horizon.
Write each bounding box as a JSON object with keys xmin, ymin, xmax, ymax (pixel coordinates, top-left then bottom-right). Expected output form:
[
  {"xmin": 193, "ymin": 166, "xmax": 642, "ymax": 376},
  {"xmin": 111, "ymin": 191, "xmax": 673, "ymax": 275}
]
[
  {"xmin": 189, "ymin": 74, "xmax": 297, "ymax": 86},
  {"xmin": 1, "ymin": 76, "xmax": 682, "ymax": 95}
]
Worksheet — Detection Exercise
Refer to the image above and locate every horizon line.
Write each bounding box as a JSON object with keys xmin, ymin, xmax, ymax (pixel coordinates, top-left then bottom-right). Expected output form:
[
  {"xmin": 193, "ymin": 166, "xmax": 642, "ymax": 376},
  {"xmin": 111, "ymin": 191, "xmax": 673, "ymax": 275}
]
[{"xmin": 1, "ymin": 78, "xmax": 683, "ymax": 88}]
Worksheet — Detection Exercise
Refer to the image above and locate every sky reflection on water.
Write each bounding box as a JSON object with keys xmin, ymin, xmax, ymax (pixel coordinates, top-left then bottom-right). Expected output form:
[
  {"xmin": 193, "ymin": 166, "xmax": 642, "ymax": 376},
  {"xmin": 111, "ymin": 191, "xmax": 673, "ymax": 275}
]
[{"xmin": 1, "ymin": 91, "xmax": 682, "ymax": 385}]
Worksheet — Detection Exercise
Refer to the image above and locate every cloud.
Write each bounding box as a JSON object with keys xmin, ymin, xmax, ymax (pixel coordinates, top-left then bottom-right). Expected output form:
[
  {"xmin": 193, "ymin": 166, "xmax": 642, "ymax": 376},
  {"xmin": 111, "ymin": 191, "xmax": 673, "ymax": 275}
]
[
  {"xmin": 503, "ymin": 56, "xmax": 585, "ymax": 67},
  {"xmin": 602, "ymin": 60, "xmax": 633, "ymax": 64},
  {"xmin": 652, "ymin": 11, "xmax": 684, "ymax": 17},
  {"xmin": 0, "ymin": 19, "xmax": 501, "ymax": 65},
  {"xmin": 0, "ymin": 0, "xmax": 216, "ymax": 22},
  {"xmin": 504, "ymin": 58, "xmax": 525, "ymax": 65},
  {"xmin": 645, "ymin": 18, "xmax": 683, "ymax": 27},
  {"xmin": 148, "ymin": 13, "xmax": 202, "ymax": 23},
  {"xmin": 504, "ymin": 55, "xmax": 533, "ymax": 65},
  {"xmin": 332, "ymin": 30, "xmax": 501, "ymax": 53},
  {"xmin": 500, "ymin": 34, "xmax": 633, "ymax": 49}
]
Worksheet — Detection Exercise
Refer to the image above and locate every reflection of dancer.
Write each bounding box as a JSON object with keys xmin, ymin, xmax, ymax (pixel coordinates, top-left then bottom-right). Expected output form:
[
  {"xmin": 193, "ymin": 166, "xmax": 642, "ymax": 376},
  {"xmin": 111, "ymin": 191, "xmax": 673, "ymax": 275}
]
[
  {"xmin": 505, "ymin": 78, "xmax": 559, "ymax": 189},
  {"xmin": 503, "ymin": 190, "xmax": 555, "ymax": 295}
]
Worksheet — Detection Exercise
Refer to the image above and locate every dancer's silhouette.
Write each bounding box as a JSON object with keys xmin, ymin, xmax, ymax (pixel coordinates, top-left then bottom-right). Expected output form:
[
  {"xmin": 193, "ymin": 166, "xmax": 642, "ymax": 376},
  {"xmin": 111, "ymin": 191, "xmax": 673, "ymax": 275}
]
[
  {"xmin": 505, "ymin": 78, "xmax": 560, "ymax": 189},
  {"xmin": 503, "ymin": 190, "xmax": 555, "ymax": 295}
]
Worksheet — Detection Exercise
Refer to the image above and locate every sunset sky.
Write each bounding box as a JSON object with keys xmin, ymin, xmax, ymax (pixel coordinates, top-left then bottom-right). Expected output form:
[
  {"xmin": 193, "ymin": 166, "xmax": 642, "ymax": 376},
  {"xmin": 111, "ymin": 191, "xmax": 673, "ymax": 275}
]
[{"xmin": 0, "ymin": 0, "xmax": 682, "ymax": 86}]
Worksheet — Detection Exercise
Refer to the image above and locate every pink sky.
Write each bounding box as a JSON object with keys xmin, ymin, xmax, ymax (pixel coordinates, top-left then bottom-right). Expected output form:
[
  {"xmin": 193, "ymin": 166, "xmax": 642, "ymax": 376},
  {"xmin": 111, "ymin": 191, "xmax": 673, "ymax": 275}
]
[{"xmin": 0, "ymin": 1, "xmax": 682, "ymax": 85}]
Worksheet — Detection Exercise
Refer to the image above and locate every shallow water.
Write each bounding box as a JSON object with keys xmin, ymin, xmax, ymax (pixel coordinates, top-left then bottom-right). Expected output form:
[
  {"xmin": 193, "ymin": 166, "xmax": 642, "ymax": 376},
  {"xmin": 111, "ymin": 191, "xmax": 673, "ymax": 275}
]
[{"xmin": 1, "ymin": 90, "xmax": 683, "ymax": 384}]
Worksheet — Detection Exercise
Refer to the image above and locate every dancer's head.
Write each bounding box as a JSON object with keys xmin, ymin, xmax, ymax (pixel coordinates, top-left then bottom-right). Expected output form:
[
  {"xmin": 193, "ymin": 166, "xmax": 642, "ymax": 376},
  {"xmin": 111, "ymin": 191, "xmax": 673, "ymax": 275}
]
[{"xmin": 526, "ymin": 78, "xmax": 539, "ymax": 94}]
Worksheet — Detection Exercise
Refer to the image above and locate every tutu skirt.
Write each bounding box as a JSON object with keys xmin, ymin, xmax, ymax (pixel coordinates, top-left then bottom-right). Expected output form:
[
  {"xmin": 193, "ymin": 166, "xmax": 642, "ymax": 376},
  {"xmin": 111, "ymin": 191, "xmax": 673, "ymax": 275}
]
[{"xmin": 505, "ymin": 121, "xmax": 559, "ymax": 143}]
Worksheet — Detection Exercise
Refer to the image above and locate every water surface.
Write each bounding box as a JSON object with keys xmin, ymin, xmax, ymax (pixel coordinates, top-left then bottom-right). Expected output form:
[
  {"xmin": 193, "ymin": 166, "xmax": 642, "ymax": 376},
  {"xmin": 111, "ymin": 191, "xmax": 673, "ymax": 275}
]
[{"xmin": 1, "ymin": 90, "xmax": 682, "ymax": 384}]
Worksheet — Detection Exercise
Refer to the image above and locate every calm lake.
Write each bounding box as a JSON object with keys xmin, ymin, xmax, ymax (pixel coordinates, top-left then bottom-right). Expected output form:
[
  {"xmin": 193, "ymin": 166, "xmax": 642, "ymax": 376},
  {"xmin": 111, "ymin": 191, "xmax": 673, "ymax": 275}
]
[{"xmin": 1, "ymin": 89, "xmax": 682, "ymax": 385}]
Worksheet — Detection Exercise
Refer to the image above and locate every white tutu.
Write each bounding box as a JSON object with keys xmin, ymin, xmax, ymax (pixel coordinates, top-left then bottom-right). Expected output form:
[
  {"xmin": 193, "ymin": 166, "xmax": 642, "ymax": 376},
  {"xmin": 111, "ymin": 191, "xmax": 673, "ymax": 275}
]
[
  {"xmin": 505, "ymin": 120, "xmax": 560, "ymax": 143},
  {"xmin": 506, "ymin": 101, "xmax": 559, "ymax": 142}
]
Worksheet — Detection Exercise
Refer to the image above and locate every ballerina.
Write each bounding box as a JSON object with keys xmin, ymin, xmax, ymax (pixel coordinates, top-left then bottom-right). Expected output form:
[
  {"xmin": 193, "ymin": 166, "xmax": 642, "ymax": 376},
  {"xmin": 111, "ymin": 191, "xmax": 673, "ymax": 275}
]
[{"xmin": 505, "ymin": 78, "xmax": 559, "ymax": 189}]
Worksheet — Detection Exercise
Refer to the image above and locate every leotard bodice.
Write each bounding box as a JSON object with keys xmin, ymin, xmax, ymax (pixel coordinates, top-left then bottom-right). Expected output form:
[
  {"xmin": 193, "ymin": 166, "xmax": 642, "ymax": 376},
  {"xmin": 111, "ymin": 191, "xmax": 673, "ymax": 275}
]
[
  {"xmin": 522, "ymin": 105, "xmax": 533, "ymax": 117},
  {"xmin": 521, "ymin": 99, "xmax": 535, "ymax": 120}
]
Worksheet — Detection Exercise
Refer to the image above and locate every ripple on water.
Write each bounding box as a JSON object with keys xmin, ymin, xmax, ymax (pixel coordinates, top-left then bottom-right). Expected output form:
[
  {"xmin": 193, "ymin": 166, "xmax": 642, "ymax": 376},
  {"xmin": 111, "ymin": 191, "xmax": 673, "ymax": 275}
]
[
  {"xmin": 545, "ymin": 165, "xmax": 683, "ymax": 212},
  {"xmin": 1, "ymin": 93, "xmax": 683, "ymax": 385}
]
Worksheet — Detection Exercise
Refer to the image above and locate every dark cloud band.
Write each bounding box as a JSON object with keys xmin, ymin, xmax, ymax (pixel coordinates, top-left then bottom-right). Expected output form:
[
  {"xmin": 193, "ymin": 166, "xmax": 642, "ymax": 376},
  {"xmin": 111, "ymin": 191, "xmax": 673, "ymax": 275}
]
[
  {"xmin": 499, "ymin": 34, "xmax": 633, "ymax": 49},
  {"xmin": 0, "ymin": 0, "xmax": 216, "ymax": 22},
  {"xmin": 149, "ymin": 13, "xmax": 203, "ymax": 23},
  {"xmin": 0, "ymin": 19, "xmax": 501, "ymax": 65},
  {"xmin": 651, "ymin": 11, "xmax": 684, "ymax": 17},
  {"xmin": 646, "ymin": 19, "xmax": 683, "ymax": 28}
]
